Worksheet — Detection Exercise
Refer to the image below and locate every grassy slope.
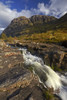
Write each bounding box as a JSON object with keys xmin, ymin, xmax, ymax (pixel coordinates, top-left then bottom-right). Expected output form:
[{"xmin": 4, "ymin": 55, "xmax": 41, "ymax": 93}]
[
  {"xmin": 17, "ymin": 29, "xmax": 67, "ymax": 44},
  {"xmin": 1, "ymin": 14, "xmax": 67, "ymax": 44},
  {"xmin": 2, "ymin": 29, "xmax": 67, "ymax": 45}
]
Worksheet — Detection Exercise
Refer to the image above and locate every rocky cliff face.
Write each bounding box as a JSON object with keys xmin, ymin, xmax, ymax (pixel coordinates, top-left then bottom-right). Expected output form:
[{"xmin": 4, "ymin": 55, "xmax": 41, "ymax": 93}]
[
  {"xmin": 30, "ymin": 15, "xmax": 56, "ymax": 24},
  {"xmin": 2, "ymin": 13, "xmax": 67, "ymax": 37},
  {"xmin": 0, "ymin": 41, "xmax": 41, "ymax": 100},
  {"xmin": 3, "ymin": 16, "xmax": 33, "ymax": 37},
  {"xmin": 15, "ymin": 42, "xmax": 67, "ymax": 72},
  {"xmin": 2, "ymin": 15, "xmax": 57, "ymax": 37}
]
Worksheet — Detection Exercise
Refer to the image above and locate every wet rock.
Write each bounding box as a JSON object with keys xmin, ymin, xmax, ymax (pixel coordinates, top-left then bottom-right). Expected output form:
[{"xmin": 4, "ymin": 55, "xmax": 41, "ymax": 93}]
[
  {"xmin": 0, "ymin": 43, "xmax": 62, "ymax": 100},
  {"xmin": 0, "ymin": 45, "xmax": 45, "ymax": 100},
  {"xmin": 61, "ymin": 40, "xmax": 67, "ymax": 48},
  {"xmin": 14, "ymin": 42, "xmax": 67, "ymax": 72},
  {"xmin": 5, "ymin": 52, "xmax": 21, "ymax": 57}
]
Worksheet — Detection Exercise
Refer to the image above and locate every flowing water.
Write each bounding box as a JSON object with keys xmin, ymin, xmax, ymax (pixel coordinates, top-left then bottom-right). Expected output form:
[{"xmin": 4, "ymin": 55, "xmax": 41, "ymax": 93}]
[{"xmin": 19, "ymin": 48, "xmax": 67, "ymax": 100}]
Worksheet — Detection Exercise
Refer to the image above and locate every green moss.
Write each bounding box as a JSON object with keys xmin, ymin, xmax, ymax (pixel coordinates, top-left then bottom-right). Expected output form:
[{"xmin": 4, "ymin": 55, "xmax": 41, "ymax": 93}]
[
  {"xmin": 28, "ymin": 66, "xmax": 33, "ymax": 72},
  {"xmin": 54, "ymin": 66, "xmax": 62, "ymax": 72},
  {"xmin": 51, "ymin": 63, "xmax": 62, "ymax": 72},
  {"xmin": 51, "ymin": 65, "xmax": 55, "ymax": 70},
  {"xmin": 43, "ymin": 89, "xmax": 54, "ymax": 100}
]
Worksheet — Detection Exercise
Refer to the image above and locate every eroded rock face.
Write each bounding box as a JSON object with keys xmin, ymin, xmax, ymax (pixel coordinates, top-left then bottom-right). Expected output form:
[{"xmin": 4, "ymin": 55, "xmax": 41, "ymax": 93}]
[
  {"xmin": 15, "ymin": 42, "xmax": 67, "ymax": 72},
  {"xmin": 2, "ymin": 15, "xmax": 57, "ymax": 36},
  {"xmin": 0, "ymin": 43, "xmax": 61, "ymax": 100},
  {"xmin": 0, "ymin": 45, "xmax": 45, "ymax": 100},
  {"xmin": 30, "ymin": 15, "xmax": 57, "ymax": 24}
]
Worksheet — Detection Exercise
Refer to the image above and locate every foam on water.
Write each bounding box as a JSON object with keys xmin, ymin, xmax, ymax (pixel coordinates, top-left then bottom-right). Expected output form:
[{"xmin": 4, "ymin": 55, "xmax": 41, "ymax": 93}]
[{"xmin": 19, "ymin": 48, "xmax": 67, "ymax": 100}]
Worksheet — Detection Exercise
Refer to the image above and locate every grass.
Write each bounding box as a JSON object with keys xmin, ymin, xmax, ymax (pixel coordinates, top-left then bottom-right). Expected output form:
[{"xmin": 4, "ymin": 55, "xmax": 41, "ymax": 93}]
[
  {"xmin": 1, "ymin": 29, "xmax": 67, "ymax": 45},
  {"xmin": 42, "ymin": 89, "xmax": 54, "ymax": 100},
  {"xmin": 27, "ymin": 66, "xmax": 33, "ymax": 72},
  {"xmin": 51, "ymin": 64, "xmax": 62, "ymax": 72},
  {"xmin": 16, "ymin": 29, "xmax": 67, "ymax": 44}
]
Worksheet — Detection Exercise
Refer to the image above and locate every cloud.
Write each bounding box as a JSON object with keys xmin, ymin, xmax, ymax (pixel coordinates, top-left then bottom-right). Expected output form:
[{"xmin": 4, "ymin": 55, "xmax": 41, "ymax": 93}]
[
  {"xmin": 0, "ymin": 2, "xmax": 17, "ymax": 27},
  {"xmin": 5, "ymin": 0, "xmax": 14, "ymax": 7},
  {"xmin": 37, "ymin": 0, "xmax": 67, "ymax": 17},
  {"xmin": 5, "ymin": 0, "xmax": 14, "ymax": 4},
  {"xmin": 0, "ymin": 28, "xmax": 5, "ymax": 31},
  {"xmin": 37, "ymin": 3, "xmax": 49, "ymax": 15},
  {"xmin": 0, "ymin": 2, "xmax": 33, "ymax": 34},
  {"xmin": 49, "ymin": 0, "xmax": 67, "ymax": 17},
  {"xmin": 0, "ymin": 28, "xmax": 5, "ymax": 34},
  {"xmin": 0, "ymin": 0, "xmax": 67, "ymax": 34}
]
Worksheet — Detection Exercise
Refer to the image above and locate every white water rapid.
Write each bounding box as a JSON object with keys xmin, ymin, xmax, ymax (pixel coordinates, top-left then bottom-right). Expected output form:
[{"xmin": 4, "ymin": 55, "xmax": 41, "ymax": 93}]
[{"xmin": 19, "ymin": 48, "xmax": 67, "ymax": 100}]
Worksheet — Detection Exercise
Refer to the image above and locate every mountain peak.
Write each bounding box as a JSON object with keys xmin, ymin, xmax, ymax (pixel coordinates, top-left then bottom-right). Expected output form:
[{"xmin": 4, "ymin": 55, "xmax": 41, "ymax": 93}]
[
  {"xmin": 11, "ymin": 16, "xmax": 30, "ymax": 24},
  {"xmin": 1, "ymin": 14, "xmax": 67, "ymax": 37},
  {"xmin": 30, "ymin": 15, "xmax": 57, "ymax": 23},
  {"xmin": 59, "ymin": 13, "xmax": 67, "ymax": 19},
  {"xmin": 2, "ymin": 15, "xmax": 57, "ymax": 36}
]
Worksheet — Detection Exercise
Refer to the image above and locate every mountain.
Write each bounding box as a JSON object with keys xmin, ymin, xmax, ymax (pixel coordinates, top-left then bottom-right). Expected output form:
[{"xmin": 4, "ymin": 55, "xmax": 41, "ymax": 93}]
[
  {"xmin": 2, "ymin": 16, "xmax": 33, "ymax": 37},
  {"xmin": 2, "ymin": 15, "xmax": 57, "ymax": 37},
  {"xmin": 54, "ymin": 13, "xmax": 67, "ymax": 31},
  {"xmin": 58, "ymin": 13, "xmax": 67, "ymax": 22},
  {"xmin": 30, "ymin": 15, "xmax": 56, "ymax": 24},
  {"xmin": 1, "ymin": 14, "xmax": 67, "ymax": 45}
]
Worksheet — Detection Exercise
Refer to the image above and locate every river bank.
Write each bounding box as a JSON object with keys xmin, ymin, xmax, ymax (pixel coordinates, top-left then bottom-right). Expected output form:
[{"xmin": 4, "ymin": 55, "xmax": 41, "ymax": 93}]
[
  {"xmin": 0, "ymin": 40, "xmax": 67, "ymax": 100},
  {"xmin": 0, "ymin": 40, "xmax": 62, "ymax": 100},
  {"xmin": 10, "ymin": 41, "xmax": 67, "ymax": 72}
]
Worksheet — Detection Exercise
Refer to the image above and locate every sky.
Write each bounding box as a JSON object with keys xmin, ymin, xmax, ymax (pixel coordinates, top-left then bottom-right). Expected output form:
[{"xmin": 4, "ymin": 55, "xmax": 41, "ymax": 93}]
[{"xmin": 0, "ymin": 0, "xmax": 67, "ymax": 34}]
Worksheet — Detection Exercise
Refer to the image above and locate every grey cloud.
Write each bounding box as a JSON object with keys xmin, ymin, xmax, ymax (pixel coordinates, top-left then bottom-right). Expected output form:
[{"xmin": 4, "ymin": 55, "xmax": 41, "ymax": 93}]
[
  {"xmin": 36, "ymin": 0, "xmax": 67, "ymax": 17},
  {"xmin": 48, "ymin": 0, "xmax": 67, "ymax": 17}
]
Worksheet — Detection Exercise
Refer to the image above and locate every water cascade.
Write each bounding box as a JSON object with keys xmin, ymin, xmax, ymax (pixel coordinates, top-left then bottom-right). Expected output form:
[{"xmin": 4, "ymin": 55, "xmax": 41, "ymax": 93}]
[{"xmin": 19, "ymin": 48, "xmax": 67, "ymax": 100}]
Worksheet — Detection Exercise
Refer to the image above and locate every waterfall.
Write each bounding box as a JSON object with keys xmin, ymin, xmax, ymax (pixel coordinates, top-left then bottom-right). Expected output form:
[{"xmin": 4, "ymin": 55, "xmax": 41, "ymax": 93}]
[{"xmin": 19, "ymin": 48, "xmax": 67, "ymax": 100}]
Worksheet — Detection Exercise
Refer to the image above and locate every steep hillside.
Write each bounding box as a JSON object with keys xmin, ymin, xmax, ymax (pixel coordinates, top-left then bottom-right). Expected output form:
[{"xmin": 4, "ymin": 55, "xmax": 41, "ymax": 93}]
[
  {"xmin": 54, "ymin": 13, "xmax": 67, "ymax": 31},
  {"xmin": 2, "ymin": 16, "xmax": 33, "ymax": 36},
  {"xmin": 30, "ymin": 15, "xmax": 56, "ymax": 24},
  {"xmin": 2, "ymin": 15, "xmax": 57, "ymax": 37},
  {"xmin": 1, "ymin": 14, "xmax": 67, "ymax": 45}
]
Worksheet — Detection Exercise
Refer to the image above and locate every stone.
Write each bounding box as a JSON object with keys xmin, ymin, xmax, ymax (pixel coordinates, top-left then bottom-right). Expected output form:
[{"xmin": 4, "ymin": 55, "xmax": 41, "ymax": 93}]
[
  {"xmin": 15, "ymin": 42, "xmax": 67, "ymax": 71},
  {"xmin": 0, "ymin": 39, "xmax": 6, "ymax": 47},
  {"xmin": 0, "ymin": 42, "xmax": 62, "ymax": 100}
]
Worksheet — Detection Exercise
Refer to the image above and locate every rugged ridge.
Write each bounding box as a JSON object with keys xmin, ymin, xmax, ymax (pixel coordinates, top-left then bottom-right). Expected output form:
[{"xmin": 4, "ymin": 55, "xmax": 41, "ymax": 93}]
[
  {"xmin": 2, "ymin": 14, "xmax": 67, "ymax": 37},
  {"xmin": 30, "ymin": 15, "xmax": 57, "ymax": 24},
  {"xmin": 2, "ymin": 15, "xmax": 57, "ymax": 37},
  {"xmin": 14, "ymin": 42, "xmax": 67, "ymax": 72}
]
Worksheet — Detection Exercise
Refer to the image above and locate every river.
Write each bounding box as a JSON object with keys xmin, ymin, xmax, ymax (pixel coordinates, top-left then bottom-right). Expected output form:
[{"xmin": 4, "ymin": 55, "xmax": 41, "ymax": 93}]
[{"xmin": 19, "ymin": 48, "xmax": 67, "ymax": 100}]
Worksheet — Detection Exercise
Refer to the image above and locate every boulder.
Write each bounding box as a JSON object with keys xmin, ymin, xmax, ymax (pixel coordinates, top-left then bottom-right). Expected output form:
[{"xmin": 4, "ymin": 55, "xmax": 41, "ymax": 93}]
[
  {"xmin": 15, "ymin": 42, "xmax": 67, "ymax": 72},
  {"xmin": 0, "ymin": 44, "xmax": 62, "ymax": 100},
  {"xmin": 0, "ymin": 39, "xmax": 6, "ymax": 47}
]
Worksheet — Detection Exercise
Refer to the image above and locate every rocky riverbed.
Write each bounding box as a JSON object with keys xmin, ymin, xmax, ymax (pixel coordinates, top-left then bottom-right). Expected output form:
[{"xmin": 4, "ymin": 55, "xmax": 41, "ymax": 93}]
[
  {"xmin": 0, "ymin": 40, "xmax": 66, "ymax": 100},
  {"xmin": 0, "ymin": 40, "xmax": 44, "ymax": 100},
  {"xmin": 14, "ymin": 42, "xmax": 67, "ymax": 72}
]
